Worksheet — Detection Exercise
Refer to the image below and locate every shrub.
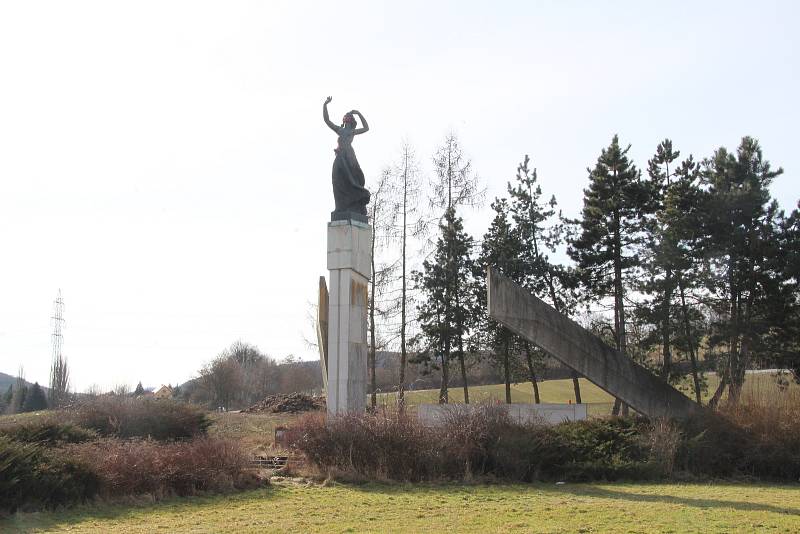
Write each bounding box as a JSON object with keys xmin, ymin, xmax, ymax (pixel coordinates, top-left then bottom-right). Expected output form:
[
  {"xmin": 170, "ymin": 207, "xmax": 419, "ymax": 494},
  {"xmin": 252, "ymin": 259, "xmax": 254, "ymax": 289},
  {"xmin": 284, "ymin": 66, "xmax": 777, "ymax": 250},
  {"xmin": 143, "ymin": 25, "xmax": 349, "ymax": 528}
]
[
  {"xmin": 67, "ymin": 437, "xmax": 258, "ymax": 497},
  {"xmin": 0, "ymin": 437, "xmax": 99, "ymax": 514},
  {"xmin": 74, "ymin": 397, "xmax": 210, "ymax": 440},
  {"xmin": 678, "ymin": 394, "xmax": 800, "ymax": 480},
  {"xmin": 291, "ymin": 411, "xmax": 438, "ymax": 481},
  {"xmin": 644, "ymin": 419, "xmax": 682, "ymax": 477},
  {"xmin": 290, "ymin": 395, "xmax": 800, "ymax": 484},
  {"xmin": 0, "ymin": 420, "xmax": 96, "ymax": 446}
]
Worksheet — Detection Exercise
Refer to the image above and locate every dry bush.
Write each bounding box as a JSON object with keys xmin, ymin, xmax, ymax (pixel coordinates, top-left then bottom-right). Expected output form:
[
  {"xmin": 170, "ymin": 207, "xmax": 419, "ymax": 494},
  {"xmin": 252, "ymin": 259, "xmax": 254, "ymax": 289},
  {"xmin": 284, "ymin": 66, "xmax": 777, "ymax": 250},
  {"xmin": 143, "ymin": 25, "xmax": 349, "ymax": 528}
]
[
  {"xmin": 290, "ymin": 410, "xmax": 439, "ymax": 481},
  {"xmin": 67, "ymin": 437, "xmax": 259, "ymax": 497},
  {"xmin": 644, "ymin": 419, "xmax": 682, "ymax": 477},
  {"xmin": 436, "ymin": 405, "xmax": 513, "ymax": 480},
  {"xmin": 73, "ymin": 397, "xmax": 210, "ymax": 440},
  {"xmin": 721, "ymin": 386, "xmax": 800, "ymax": 479},
  {"xmin": 289, "ymin": 407, "xmax": 656, "ymax": 482}
]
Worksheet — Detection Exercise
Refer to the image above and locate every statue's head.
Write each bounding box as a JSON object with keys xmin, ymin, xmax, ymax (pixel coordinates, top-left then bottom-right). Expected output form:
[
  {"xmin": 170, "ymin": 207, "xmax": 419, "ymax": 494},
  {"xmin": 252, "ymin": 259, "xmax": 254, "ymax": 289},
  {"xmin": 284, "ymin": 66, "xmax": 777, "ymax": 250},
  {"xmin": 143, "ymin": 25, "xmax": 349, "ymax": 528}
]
[{"xmin": 341, "ymin": 113, "xmax": 356, "ymax": 129}]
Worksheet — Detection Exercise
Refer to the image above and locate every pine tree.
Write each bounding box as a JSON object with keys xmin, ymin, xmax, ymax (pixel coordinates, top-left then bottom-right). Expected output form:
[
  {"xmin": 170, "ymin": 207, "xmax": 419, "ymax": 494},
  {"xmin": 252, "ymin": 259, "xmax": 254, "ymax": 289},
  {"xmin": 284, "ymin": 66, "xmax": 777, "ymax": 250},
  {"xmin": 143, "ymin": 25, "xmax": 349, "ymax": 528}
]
[
  {"xmin": 22, "ymin": 382, "xmax": 48, "ymax": 412},
  {"xmin": 134, "ymin": 381, "xmax": 145, "ymax": 396},
  {"xmin": 507, "ymin": 155, "xmax": 581, "ymax": 403},
  {"xmin": 700, "ymin": 137, "xmax": 790, "ymax": 404},
  {"xmin": 476, "ymin": 198, "xmax": 525, "ymax": 404},
  {"xmin": 640, "ymin": 140, "xmax": 682, "ymax": 379},
  {"xmin": 415, "ymin": 208, "xmax": 476, "ymax": 403},
  {"xmin": 665, "ymin": 155, "xmax": 708, "ymax": 403},
  {"xmin": 569, "ymin": 135, "xmax": 650, "ymax": 415}
]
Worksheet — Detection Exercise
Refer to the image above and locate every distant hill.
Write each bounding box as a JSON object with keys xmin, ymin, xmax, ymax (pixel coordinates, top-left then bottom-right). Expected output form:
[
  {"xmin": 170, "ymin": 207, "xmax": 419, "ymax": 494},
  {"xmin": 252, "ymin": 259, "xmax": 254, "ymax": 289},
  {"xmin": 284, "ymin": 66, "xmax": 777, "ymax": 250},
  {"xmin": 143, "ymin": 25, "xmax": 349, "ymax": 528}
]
[{"xmin": 0, "ymin": 372, "xmax": 39, "ymax": 392}]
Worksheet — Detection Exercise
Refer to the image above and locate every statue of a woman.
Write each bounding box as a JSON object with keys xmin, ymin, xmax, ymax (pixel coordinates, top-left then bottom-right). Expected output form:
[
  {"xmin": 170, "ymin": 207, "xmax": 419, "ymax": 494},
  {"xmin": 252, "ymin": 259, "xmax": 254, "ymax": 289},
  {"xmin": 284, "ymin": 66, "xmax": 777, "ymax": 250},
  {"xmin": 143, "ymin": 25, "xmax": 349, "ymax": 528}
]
[{"xmin": 323, "ymin": 96, "xmax": 371, "ymax": 221}]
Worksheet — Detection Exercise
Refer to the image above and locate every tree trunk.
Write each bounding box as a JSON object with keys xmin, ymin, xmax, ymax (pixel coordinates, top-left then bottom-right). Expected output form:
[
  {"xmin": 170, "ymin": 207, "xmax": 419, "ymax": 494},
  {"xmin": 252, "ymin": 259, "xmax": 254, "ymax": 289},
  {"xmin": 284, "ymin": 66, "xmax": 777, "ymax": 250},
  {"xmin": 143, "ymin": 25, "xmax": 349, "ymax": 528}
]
[
  {"xmin": 678, "ymin": 278, "xmax": 702, "ymax": 405},
  {"xmin": 661, "ymin": 268, "xmax": 673, "ymax": 379},
  {"xmin": 708, "ymin": 377, "xmax": 726, "ymax": 409},
  {"xmin": 398, "ymin": 154, "xmax": 408, "ymax": 408},
  {"xmin": 459, "ymin": 352, "xmax": 469, "ymax": 404},
  {"xmin": 571, "ymin": 370, "xmax": 582, "ymax": 404},
  {"xmin": 503, "ymin": 335, "xmax": 512, "ymax": 404},
  {"xmin": 613, "ymin": 210, "xmax": 629, "ymax": 417},
  {"xmin": 369, "ymin": 248, "xmax": 377, "ymax": 409},
  {"xmin": 440, "ymin": 334, "xmax": 450, "ymax": 404},
  {"xmin": 525, "ymin": 343, "xmax": 540, "ymax": 404}
]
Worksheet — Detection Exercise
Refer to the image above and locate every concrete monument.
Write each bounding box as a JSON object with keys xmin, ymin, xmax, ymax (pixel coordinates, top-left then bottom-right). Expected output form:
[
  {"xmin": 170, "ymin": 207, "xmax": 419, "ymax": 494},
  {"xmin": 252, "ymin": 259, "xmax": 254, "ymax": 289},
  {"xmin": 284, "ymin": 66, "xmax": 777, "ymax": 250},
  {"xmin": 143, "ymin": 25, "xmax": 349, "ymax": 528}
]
[
  {"xmin": 487, "ymin": 268, "xmax": 701, "ymax": 419},
  {"xmin": 323, "ymin": 97, "xmax": 372, "ymax": 415}
]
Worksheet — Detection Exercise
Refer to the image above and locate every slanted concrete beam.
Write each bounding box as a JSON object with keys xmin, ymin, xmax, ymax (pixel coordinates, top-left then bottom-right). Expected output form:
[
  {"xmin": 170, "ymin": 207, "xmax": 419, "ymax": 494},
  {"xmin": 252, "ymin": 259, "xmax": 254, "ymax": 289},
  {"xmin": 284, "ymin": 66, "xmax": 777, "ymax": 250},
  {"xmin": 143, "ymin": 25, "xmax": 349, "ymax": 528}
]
[{"xmin": 487, "ymin": 268, "xmax": 700, "ymax": 419}]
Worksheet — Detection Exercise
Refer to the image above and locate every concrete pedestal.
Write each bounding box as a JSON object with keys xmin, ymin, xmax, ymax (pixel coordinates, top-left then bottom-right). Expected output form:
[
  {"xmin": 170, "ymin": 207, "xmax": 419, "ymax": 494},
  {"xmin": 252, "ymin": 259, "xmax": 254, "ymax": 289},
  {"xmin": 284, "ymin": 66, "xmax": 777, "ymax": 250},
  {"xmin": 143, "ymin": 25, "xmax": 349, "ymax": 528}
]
[{"xmin": 326, "ymin": 219, "xmax": 372, "ymax": 415}]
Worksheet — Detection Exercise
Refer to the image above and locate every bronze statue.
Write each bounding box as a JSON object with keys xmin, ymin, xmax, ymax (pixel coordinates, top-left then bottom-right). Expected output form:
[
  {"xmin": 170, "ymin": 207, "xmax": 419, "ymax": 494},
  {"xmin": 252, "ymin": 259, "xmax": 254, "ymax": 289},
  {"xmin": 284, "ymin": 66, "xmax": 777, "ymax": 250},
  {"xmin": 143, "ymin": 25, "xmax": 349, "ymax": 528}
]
[{"xmin": 323, "ymin": 96, "xmax": 370, "ymax": 222}]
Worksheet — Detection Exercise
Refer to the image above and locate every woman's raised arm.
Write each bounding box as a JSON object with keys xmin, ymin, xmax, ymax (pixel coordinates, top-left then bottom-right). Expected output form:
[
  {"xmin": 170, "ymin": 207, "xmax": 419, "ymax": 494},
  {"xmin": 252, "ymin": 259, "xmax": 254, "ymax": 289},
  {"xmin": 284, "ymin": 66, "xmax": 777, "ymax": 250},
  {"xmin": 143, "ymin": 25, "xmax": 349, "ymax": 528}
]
[
  {"xmin": 352, "ymin": 110, "xmax": 369, "ymax": 135},
  {"xmin": 322, "ymin": 96, "xmax": 338, "ymax": 133}
]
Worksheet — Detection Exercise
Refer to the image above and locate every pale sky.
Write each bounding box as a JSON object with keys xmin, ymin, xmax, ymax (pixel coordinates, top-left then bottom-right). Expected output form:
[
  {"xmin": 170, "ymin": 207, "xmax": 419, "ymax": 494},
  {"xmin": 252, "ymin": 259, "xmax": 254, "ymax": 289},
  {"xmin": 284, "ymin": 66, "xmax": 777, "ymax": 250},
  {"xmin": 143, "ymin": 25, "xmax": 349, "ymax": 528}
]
[{"xmin": 1, "ymin": 1, "xmax": 798, "ymax": 391}]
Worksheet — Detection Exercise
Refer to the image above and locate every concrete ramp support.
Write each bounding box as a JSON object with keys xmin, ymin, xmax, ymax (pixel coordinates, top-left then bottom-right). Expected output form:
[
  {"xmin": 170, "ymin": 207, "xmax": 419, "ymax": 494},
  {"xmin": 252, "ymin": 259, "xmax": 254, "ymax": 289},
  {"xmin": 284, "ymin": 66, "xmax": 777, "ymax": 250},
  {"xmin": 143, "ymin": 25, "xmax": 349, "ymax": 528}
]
[{"xmin": 487, "ymin": 268, "xmax": 700, "ymax": 419}]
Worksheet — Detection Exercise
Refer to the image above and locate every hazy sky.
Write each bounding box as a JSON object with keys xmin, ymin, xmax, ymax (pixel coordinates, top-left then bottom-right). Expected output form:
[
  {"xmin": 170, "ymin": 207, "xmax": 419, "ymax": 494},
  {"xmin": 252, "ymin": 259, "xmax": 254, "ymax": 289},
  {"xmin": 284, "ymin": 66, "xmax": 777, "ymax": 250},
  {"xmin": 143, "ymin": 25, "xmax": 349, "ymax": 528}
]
[{"xmin": 1, "ymin": 1, "xmax": 798, "ymax": 391}]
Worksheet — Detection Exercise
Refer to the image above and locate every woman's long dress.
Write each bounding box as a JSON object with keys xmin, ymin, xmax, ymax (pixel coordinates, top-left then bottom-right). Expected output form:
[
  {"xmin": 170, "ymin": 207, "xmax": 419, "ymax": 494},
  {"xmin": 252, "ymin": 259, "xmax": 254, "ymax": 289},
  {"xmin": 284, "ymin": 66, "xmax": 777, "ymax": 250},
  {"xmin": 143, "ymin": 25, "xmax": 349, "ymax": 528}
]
[{"xmin": 332, "ymin": 128, "xmax": 370, "ymax": 216}]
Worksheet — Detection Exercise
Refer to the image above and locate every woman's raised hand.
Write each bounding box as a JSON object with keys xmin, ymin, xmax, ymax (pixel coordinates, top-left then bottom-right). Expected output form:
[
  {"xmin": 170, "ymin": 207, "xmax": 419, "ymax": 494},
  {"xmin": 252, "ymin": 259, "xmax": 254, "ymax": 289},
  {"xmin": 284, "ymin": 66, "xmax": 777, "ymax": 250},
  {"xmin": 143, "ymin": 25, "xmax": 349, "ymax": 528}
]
[{"xmin": 325, "ymin": 96, "xmax": 332, "ymax": 105}]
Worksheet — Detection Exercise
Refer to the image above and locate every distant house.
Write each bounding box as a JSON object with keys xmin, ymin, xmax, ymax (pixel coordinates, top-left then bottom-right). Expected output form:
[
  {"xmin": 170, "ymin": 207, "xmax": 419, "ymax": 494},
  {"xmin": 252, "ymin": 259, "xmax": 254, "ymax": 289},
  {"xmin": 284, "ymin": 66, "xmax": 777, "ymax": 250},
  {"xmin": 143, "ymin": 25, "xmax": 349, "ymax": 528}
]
[{"xmin": 153, "ymin": 385, "xmax": 173, "ymax": 399}]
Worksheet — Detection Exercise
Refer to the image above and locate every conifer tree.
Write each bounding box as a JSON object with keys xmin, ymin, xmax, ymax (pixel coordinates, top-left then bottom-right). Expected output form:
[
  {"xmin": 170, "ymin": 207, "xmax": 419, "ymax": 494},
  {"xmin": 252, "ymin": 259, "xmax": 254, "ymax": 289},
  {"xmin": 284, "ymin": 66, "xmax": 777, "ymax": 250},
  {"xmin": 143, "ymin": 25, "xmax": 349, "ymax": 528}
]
[
  {"xmin": 476, "ymin": 198, "xmax": 525, "ymax": 403},
  {"xmin": 640, "ymin": 140, "xmax": 682, "ymax": 379},
  {"xmin": 569, "ymin": 135, "xmax": 650, "ymax": 415},
  {"xmin": 700, "ymin": 137, "xmax": 791, "ymax": 404},
  {"xmin": 22, "ymin": 382, "xmax": 48, "ymax": 412},
  {"xmin": 415, "ymin": 208, "xmax": 476, "ymax": 403},
  {"xmin": 665, "ymin": 155, "xmax": 707, "ymax": 403},
  {"xmin": 507, "ymin": 155, "xmax": 581, "ymax": 403},
  {"xmin": 134, "ymin": 381, "xmax": 145, "ymax": 396}
]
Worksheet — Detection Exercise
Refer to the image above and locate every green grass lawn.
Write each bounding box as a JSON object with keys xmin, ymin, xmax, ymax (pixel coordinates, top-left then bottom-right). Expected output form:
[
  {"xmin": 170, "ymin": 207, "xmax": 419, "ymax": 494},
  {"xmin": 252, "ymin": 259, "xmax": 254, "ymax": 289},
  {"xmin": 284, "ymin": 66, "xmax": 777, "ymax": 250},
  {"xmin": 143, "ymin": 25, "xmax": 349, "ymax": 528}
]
[
  {"xmin": 376, "ymin": 371, "xmax": 795, "ymax": 416},
  {"xmin": 6, "ymin": 481, "xmax": 799, "ymax": 533}
]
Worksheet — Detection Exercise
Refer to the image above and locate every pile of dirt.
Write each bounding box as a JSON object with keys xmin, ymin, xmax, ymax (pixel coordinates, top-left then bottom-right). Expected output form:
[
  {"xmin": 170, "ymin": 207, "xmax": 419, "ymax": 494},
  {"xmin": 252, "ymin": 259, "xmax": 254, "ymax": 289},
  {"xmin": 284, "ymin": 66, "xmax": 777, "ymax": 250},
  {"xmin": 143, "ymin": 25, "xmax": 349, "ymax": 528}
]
[{"xmin": 243, "ymin": 393, "xmax": 326, "ymax": 414}]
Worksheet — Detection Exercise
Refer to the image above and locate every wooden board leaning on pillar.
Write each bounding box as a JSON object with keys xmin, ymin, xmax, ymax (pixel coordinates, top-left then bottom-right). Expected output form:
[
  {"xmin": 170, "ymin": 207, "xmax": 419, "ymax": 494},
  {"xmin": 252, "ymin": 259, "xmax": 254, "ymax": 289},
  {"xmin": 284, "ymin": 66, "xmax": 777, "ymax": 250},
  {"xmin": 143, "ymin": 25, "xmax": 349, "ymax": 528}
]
[{"xmin": 317, "ymin": 276, "xmax": 329, "ymax": 392}]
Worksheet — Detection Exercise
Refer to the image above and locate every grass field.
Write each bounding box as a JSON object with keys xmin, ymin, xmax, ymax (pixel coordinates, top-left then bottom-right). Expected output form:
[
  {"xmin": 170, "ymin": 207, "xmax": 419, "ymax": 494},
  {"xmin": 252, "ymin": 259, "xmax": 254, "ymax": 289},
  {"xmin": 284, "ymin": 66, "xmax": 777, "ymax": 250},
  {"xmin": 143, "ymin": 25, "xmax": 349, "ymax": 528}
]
[
  {"xmin": 375, "ymin": 371, "xmax": 796, "ymax": 416},
  {"xmin": 5, "ymin": 481, "xmax": 799, "ymax": 533}
]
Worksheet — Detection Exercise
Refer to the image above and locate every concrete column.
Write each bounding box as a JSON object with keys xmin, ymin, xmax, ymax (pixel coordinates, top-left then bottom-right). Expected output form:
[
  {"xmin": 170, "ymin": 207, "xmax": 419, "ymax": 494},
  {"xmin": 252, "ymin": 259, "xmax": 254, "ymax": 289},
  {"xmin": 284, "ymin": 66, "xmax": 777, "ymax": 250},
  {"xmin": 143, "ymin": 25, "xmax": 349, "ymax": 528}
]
[{"xmin": 326, "ymin": 219, "xmax": 371, "ymax": 415}]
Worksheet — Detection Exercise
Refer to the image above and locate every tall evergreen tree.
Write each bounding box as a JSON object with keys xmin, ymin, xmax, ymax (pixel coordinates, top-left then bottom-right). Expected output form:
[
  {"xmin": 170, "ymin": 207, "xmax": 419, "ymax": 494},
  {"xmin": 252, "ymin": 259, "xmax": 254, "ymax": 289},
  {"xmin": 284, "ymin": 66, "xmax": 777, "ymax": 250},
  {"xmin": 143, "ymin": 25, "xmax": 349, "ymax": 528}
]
[
  {"xmin": 476, "ymin": 198, "xmax": 525, "ymax": 403},
  {"xmin": 640, "ymin": 140, "xmax": 682, "ymax": 379},
  {"xmin": 507, "ymin": 155, "xmax": 581, "ymax": 403},
  {"xmin": 22, "ymin": 382, "xmax": 48, "ymax": 412},
  {"xmin": 664, "ymin": 155, "xmax": 708, "ymax": 403},
  {"xmin": 569, "ymin": 135, "xmax": 650, "ymax": 415},
  {"xmin": 700, "ymin": 137, "xmax": 790, "ymax": 404},
  {"xmin": 134, "ymin": 381, "xmax": 145, "ymax": 396},
  {"xmin": 415, "ymin": 208, "xmax": 476, "ymax": 403}
]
